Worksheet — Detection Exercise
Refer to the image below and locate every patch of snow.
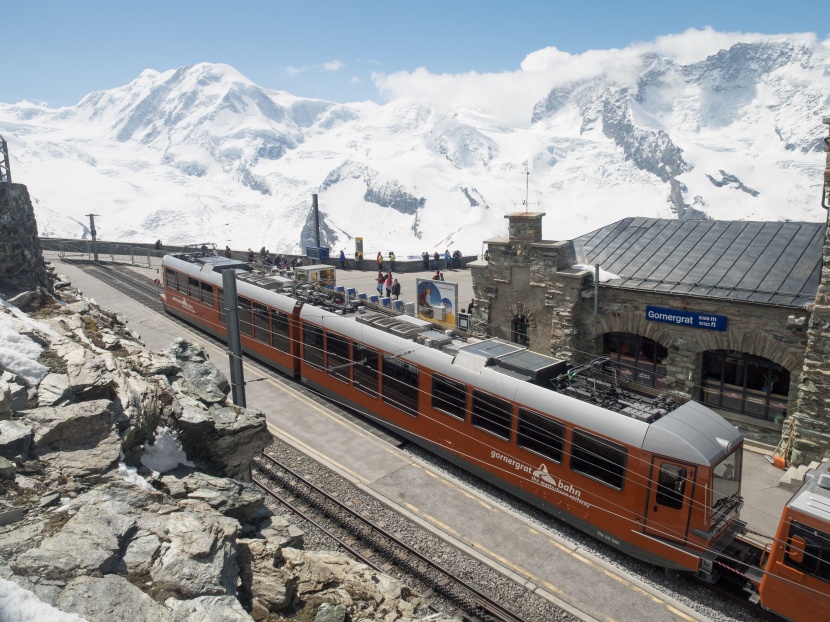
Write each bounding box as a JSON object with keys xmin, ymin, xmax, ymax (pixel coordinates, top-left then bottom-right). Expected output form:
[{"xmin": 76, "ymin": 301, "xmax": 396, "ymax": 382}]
[
  {"xmin": 573, "ymin": 264, "xmax": 620, "ymax": 282},
  {"xmin": 140, "ymin": 426, "xmax": 195, "ymax": 473},
  {"xmin": 0, "ymin": 577, "xmax": 88, "ymax": 622},
  {"xmin": 0, "ymin": 306, "xmax": 49, "ymax": 388},
  {"xmin": 117, "ymin": 462, "xmax": 153, "ymax": 490}
]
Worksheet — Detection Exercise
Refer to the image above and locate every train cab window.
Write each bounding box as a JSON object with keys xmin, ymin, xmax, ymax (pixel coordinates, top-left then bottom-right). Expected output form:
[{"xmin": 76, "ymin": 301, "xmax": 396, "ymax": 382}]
[
  {"xmin": 270, "ymin": 309, "xmax": 291, "ymax": 353},
  {"xmin": 188, "ymin": 277, "xmax": 200, "ymax": 299},
  {"xmin": 784, "ymin": 521, "xmax": 830, "ymax": 582},
  {"xmin": 326, "ymin": 332, "xmax": 351, "ymax": 384},
  {"xmin": 471, "ymin": 390, "xmax": 512, "ymax": 440},
  {"xmin": 517, "ymin": 409, "xmax": 564, "ymax": 463},
  {"xmin": 432, "ymin": 375, "xmax": 467, "ymax": 420},
  {"xmin": 165, "ymin": 268, "xmax": 177, "ymax": 289},
  {"xmin": 217, "ymin": 288, "xmax": 226, "ymax": 324},
  {"xmin": 176, "ymin": 271, "xmax": 188, "ymax": 294},
  {"xmin": 200, "ymin": 281, "xmax": 214, "ymax": 305},
  {"xmin": 381, "ymin": 355, "xmax": 419, "ymax": 417},
  {"xmin": 237, "ymin": 297, "xmax": 253, "ymax": 337},
  {"xmin": 655, "ymin": 463, "xmax": 687, "ymax": 509},
  {"xmin": 570, "ymin": 430, "xmax": 627, "ymax": 490},
  {"xmin": 302, "ymin": 323, "xmax": 325, "ymax": 370},
  {"xmin": 353, "ymin": 343, "xmax": 378, "ymax": 397},
  {"xmin": 253, "ymin": 303, "xmax": 270, "ymax": 344}
]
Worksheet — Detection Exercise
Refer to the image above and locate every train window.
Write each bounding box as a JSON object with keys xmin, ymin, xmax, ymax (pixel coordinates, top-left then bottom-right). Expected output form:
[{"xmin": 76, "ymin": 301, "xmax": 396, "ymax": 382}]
[
  {"xmin": 784, "ymin": 521, "xmax": 830, "ymax": 582},
  {"xmin": 353, "ymin": 343, "xmax": 378, "ymax": 397},
  {"xmin": 302, "ymin": 323, "xmax": 325, "ymax": 370},
  {"xmin": 570, "ymin": 430, "xmax": 627, "ymax": 490},
  {"xmin": 326, "ymin": 332, "xmax": 351, "ymax": 384},
  {"xmin": 188, "ymin": 277, "xmax": 200, "ymax": 299},
  {"xmin": 253, "ymin": 303, "xmax": 270, "ymax": 344},
  {"xmin": 218, "ymin": 288, "xmax": 226, "ymax": 324},
  {"xmin": 517, "ymin": 409, "xmax": 564, "ymax": 463},
  {"xmin": 237, "ymin": 297, "xmax": 253, "ymax": 337},
  {"xmin": 200, "ymin": 281, "xmax": 213, "ymax": 305},
  {"xmin": 471, "ymin": 390, "xmax": 512, "ymax": 440},
  {"xmin": 165, "ymin": 268, "xmax": 177, "ymax": 289},
  {"xmin": 655, "ymin": 463, "xmax": 687, "ymax": 509},
  {"xmin": 270, "ymin": 309, "xmax": 291, "ymax": 353},
  {"xmin": 176, "ymin": 271, "xmax": 188, "ymax": 294},
  {"xmin": 381, "ymin": 355, "xmax": 419, "ymax": 417},
  {"xmin": 432, "ymin": 375, "xmax": 466, "ymax": 420}
]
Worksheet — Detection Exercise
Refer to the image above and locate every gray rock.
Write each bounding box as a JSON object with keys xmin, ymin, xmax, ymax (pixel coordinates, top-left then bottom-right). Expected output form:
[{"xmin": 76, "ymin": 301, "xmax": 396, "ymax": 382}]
[
  {"xmin": 0, "ymin": 419, "xmax": 33, "ymax": 463},
  {"xmin": 315, "ymin": 602, "xmax": 347, "ymax": 622},
  {"xmin": 37, "ymin": 373, "xmax": 72, "ymax": 406},
  {"xmin": 0, "ymin": 380, "xmax": 11, "ymax": 418},
  {"xmin": 159, "ymin": 467, "xmax": 265, "ymax": 522},
  {"xmin": 165, "ymin": 339, "xmax": 229, "ymax": 404},
  {"xmin": 2, "ymin": 371, "xmax": 30, "ymax": 412},
  {"xmin": 166, "ymin": 595, "xmax": 254, "ymax": 621},
  {"xmin": 175, "ymin": 402, "xmax": 270, "ymax": 479},
  {"xmin": 23, "ymin": 398, "xmax": 114, "ymax": 451},
  {"xmin": 39, "ymin": 492, "xmax": 61, "ymax": 508},
  {"xmin": 0, "ymin": 456, "xmax": 15, "ymax": 480},
  {"xmin": 39, "ymin": 432, "xmax": 122, "ymax": 481},
  {"xmin": 57, "ymin": 575, "xmax": 172, "ymax": 622},
  {"xmin": 122, "ymin": 530, "xmax": 161, "ymax": 575},
  {"xmin": 6, "ymin": 290, "xmax": 36, "ymax": 309}
]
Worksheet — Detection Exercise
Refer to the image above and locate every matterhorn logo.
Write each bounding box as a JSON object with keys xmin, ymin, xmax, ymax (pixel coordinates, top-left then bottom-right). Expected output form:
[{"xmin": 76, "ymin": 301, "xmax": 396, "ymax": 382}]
[{"xmin": 532, "ymin": 463, "xmax": 557, "ymax": 485}]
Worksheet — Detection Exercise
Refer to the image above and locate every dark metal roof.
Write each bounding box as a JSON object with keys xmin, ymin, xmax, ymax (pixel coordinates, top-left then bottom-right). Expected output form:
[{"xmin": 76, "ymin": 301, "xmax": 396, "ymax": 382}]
[{"xmin": 572, "ymin": 218, "xmax": 825, "ymax": 307}]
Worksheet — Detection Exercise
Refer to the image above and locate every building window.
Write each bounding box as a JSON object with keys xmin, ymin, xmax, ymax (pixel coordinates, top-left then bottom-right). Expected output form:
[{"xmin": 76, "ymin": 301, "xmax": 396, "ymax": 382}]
[
  {"xmin": 701, "ymin": 351, "xmax": 789, "ymax": 422},
  {"xmin": 603, "ymin": 332, "xmax": 667, "ymax": 388},
  {"xmin": 511, "ymin": 315, "xmax": 530, "ymax": 346}
]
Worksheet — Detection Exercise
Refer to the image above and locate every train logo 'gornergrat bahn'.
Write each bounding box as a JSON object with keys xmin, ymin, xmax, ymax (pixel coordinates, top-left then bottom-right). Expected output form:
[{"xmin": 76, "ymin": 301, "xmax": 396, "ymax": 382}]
[{"xmin": 161, "ymin": 253, "xmax": 830, "ymax": 621}]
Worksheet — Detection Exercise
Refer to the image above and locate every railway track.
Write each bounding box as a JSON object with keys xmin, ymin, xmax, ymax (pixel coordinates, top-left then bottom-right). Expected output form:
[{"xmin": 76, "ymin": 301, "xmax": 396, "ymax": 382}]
[{"xmin": 251, "ymin": 451, "xmax": 531, "ymax": 622}]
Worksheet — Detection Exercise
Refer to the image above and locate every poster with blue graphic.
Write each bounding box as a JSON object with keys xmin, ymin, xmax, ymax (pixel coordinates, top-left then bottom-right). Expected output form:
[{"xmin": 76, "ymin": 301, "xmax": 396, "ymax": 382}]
[{"xmin": 416, "ymin": 278, "xmax": 458, "ymax": 327}]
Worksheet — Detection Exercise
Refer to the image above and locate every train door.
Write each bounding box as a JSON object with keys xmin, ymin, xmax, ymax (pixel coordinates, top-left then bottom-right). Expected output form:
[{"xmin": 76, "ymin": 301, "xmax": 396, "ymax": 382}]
[{"xmin": 644, "ymin": 459, "xmax": 694, "ymax": 544}]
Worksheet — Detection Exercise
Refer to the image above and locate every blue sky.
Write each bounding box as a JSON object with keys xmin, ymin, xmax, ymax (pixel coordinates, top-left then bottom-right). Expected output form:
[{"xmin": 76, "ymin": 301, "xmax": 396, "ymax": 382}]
[{"xmin": 3, "ymin": 0, "xmax": 827, "ymax": 107}]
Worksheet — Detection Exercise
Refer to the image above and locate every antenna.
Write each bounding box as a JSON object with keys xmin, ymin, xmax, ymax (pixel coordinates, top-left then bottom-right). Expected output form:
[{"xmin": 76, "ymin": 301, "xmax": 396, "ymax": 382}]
[{"xmin": 522, "ymin": 162, "xmax": 538, "ymax": 212}]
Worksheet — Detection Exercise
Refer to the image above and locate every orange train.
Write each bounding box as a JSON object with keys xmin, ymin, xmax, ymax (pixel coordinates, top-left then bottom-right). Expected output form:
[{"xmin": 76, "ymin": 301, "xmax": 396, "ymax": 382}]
[{"xmin": 161, "ymin": 253, "xmax": 830, "ymax": 621}]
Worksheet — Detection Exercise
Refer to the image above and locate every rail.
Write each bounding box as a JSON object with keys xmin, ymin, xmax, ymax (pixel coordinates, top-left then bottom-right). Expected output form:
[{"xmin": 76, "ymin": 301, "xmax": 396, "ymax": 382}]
[{"xmin": 251, "ymin": 452, "xmax": 528, "ymax": 622}]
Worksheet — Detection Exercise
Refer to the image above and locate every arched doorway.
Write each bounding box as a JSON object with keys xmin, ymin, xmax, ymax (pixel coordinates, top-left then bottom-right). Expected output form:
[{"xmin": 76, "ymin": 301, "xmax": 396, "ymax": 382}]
[
  {"xmin": 701, "ymin": 350, "xmax": 789, "ymax": 422},
  {"xmin": 511, "ymin": 314, "xmax": 530, "ymax": 346},
  {"xmin": 602, "ymin": 332, "xmax": 668, "ymax": 389}
]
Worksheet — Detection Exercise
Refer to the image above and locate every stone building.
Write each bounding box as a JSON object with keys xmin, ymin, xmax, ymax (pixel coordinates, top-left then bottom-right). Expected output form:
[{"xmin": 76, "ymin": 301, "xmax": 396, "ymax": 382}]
[{"xmin": 471, "ymin": 118, "xmax": 830, "ymax": 463}]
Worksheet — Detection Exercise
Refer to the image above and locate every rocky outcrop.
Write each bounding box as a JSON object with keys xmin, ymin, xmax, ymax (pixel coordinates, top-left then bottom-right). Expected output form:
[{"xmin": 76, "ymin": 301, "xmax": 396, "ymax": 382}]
[{"xmin": 0, "ymin": 274, "xmax": 451, "ymax": 620}]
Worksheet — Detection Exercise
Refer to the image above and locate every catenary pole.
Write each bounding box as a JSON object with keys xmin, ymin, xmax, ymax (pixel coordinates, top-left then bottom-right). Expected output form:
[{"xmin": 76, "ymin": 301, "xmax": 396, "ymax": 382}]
[{"xmin": 222, "ymin": 268, "xmax": 246, "ymax": 407}]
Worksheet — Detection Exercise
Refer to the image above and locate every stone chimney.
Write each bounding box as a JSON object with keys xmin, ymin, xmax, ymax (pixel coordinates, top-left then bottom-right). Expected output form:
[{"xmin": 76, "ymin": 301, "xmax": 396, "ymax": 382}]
[{"xmin": 506, "ymin": 212, "xmax": 546, "ymax": 247}]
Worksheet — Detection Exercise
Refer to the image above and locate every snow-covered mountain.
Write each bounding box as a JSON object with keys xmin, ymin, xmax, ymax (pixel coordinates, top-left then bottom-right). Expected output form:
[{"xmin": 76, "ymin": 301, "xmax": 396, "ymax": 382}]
[{"xmin": 1, "ymin": 32, "xmax": 828, "ymax": 255}]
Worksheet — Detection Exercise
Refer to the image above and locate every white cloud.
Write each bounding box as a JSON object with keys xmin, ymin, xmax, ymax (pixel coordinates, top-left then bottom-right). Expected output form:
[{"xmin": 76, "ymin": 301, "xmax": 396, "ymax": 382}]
[
  {"xmin": 323, "ymin": 60, "xmax": 345, "ymax": 72},
  {"xmin": 349, "ymin": 75, "xmax": 361, "ymax": 84},
  {"xmin": 285, "ymin": 65, "xmax": 306, "ymax": 76},
  {"xmin": 371, "ymin": 29, "xmax": 825, "ymax": 127}
]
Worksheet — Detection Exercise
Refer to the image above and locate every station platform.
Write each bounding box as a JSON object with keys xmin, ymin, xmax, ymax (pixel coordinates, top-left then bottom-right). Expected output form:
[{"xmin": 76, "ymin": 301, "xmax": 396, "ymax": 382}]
[{"xmin": 47, "ymin": 257, "xmax": 793, "ymax": 622}]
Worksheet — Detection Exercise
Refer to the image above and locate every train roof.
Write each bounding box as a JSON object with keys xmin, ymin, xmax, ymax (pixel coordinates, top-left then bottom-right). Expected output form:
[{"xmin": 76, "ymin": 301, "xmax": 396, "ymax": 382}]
[
  {"xmin": 788, "ymin": 460, "xmax": 830, "ymax": 523},
  {"xmin": 303, "ymin": 307, "xmax": 740, "ymax": 466}
]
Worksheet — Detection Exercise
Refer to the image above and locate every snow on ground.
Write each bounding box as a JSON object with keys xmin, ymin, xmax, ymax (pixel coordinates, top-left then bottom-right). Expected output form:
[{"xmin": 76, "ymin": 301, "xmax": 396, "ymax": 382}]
[
  {"xmin": 0, "ymin": 299, "xmax": 50, "ymax": 388},
  {"xmin": 0, "ymin": 578, "xmax": 88, "ymax": 622}
]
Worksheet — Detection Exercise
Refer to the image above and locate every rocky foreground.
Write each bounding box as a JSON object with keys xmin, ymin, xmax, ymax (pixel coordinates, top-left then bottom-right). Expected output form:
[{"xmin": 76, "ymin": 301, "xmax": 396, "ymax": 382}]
[{"xmin": 0, "ymin": 276, "xmax": 451, "ymax": 621}]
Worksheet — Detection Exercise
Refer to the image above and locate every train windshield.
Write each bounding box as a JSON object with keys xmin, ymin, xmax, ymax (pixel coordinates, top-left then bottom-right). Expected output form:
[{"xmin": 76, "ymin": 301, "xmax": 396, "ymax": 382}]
[{"xmin": 711, "ymin": 448, "xmax": 742, "ymax": 524}]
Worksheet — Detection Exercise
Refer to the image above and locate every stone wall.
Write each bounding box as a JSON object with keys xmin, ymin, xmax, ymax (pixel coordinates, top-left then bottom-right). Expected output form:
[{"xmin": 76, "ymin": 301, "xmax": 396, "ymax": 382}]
[
  {"xmin": 0, "ymin": 183, "xmax": 51, "ymax": 294},
  {"xmin": 788, "ymin": 117, "xmax": 830, "ymax": 464},
  {"xmin": 474, "ymin": 212, "xmax": 816, "ymax": 450}
]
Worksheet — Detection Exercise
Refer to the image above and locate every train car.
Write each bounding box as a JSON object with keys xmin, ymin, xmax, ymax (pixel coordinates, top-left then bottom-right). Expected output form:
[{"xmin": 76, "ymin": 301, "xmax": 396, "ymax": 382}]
[
  {"xmin": 161, "ymin": 254, "xmax": 301, "ymax": 377},
  {"xmin": 750, "ymin": 460, "xmax": 830, "ymax": 621},
  {"xmin": 296, "ymin": 305, "xmax": 745, "ymax": 577},
  {"xmin": 159, "ymin": 253, "xmax": 795, "ymax": 586}
]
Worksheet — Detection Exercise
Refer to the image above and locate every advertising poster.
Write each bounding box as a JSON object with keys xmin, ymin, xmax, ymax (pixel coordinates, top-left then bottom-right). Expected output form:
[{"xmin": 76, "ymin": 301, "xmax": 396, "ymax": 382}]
[{"xmin": 416, "ymin": 278, "xmax": 458, "ymax": 327}]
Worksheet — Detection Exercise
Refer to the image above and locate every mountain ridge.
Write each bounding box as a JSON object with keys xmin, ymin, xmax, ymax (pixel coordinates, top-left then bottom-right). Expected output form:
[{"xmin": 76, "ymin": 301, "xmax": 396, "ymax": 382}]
[{"xmin": 1, "ymin": 35, "xmax": 828, "ymax": 254}]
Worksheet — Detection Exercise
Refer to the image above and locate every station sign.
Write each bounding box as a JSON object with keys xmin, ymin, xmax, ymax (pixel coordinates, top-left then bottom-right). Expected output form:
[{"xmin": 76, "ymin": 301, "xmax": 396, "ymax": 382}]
[{"xmin": 645, "ymin": 306, "xmax": 727, "ymax": 331}]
